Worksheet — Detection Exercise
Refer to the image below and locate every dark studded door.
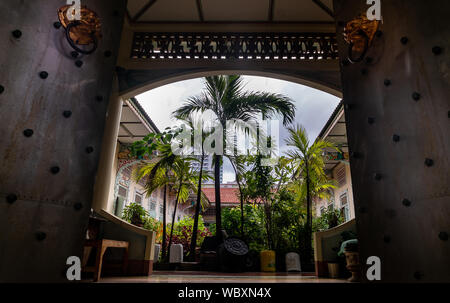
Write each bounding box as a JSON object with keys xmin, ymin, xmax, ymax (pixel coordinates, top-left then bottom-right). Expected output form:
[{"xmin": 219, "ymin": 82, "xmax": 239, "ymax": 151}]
[
  {"xmin": 0, "ymin": 0, "xmax": 126, "ymax": 282},
  {"xmin": 334, "ymin": 0, "xmax": 450, "ymax": 282}
]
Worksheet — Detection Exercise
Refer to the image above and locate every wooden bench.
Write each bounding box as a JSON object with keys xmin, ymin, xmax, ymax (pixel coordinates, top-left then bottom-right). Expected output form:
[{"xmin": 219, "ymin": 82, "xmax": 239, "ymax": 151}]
[{"xmin": 82, "ymin": 239, "xmax": 129, "ymax": 282}]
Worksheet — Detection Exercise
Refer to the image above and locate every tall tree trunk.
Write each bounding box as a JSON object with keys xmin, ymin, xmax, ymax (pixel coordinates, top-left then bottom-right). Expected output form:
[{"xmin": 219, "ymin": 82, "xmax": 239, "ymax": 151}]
[
  {"xmin": 264, "ymin": 201, "xmax": 273, "ymax": 250},
  {"xmin": 214, "ymin": 154, "xmax": 223, "ymax": 243},
  {"xmin": 167, "ymin": 182, "xmax": 182, "ymax": 261},
  {"xmin": 305, "ymin": 159, "xmax": 312, "ymax": 263},
  {"xmin": 161, "ymin": 185, "xmax": 167, "ymax": 261},
  {"xmin": 230, "ymin": 159, "xmax": 244, "ymax": 238},
  {"xmin": 189, "ymin": 154, "xmax": 204, "ymax": 261},
  {"xmin": 237, "ymin": 181, "xmax": 244, "ymax": 239}
]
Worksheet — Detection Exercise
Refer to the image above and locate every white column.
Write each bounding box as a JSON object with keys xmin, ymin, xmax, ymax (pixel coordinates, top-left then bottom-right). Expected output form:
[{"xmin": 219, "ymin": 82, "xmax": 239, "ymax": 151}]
[{"xmin": 92, "ymin": 75, "xmax": 123, "ymax": 213}]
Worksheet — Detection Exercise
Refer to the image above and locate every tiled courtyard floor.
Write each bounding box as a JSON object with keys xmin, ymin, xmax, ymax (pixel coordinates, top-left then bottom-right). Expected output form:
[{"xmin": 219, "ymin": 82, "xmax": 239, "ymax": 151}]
[{"xmin": 97, "ymin": 271, "xmax": 347, "ymax": 283}]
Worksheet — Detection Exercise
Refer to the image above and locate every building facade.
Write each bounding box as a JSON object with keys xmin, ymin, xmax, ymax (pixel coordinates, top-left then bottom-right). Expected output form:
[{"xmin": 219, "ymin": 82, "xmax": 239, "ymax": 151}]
[
  {"xmin": 112, "ymin": 99, "xmax": 192, "ymax": 224},
  {"xmin": 313, "ymin": 101, "xmax": 355, "ymax": 223},
  {"xmin": 201, "ymin": 183, "xmax": 240, "ymax": 225}
]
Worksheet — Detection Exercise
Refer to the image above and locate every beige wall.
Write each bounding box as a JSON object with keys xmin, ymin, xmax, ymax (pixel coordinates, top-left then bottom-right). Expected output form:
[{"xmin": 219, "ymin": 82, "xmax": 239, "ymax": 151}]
[{"xmin": 314, "ymin": 162, "xmax": 355, "ymax": 222}]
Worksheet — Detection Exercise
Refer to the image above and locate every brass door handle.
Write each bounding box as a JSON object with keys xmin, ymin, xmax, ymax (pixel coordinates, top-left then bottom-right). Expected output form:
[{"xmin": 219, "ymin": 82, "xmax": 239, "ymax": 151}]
[
  {"xmin": 347, "ymin": 30, "xmax": 369, "ymax": 63},
  {"xmin": 65, "ymin": 21, "xmax": 98, "ymax": 55}
]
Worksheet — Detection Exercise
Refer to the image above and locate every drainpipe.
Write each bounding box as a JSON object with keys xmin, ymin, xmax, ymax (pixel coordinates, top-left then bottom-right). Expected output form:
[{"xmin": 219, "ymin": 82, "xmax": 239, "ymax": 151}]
[{"xmin": 92, "ymin": 75, "xmax": 123, "ymax": 213}]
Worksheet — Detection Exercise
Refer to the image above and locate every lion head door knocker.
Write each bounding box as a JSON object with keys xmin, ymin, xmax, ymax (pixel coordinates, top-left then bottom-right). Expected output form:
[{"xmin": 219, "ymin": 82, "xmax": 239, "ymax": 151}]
[
  {"xmin": 344, "ymin": 14, "xmax": 380, "ymax": 63},
  {"xmin": 58, "ymin": 4, "xmax": 102, "ymax": 55}
]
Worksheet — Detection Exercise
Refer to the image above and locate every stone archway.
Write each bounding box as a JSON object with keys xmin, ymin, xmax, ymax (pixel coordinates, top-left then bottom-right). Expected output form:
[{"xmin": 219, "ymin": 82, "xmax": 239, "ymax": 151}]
[{"xmin": 117, "ymin": 68, "xmax": 343, "ymax": 100}]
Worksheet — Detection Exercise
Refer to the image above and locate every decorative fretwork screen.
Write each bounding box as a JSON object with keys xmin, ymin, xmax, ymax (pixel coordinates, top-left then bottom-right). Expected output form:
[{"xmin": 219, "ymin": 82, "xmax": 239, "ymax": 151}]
[{"xmin": 130, "ymin": 32, "xmax": 338, "ymax": 60}]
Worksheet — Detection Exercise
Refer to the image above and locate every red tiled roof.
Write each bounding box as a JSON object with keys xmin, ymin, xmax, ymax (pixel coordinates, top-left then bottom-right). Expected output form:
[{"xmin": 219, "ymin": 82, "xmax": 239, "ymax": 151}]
[{"xmin": 202, "ymin": 187, "xmax": 240, "ymax": 204}]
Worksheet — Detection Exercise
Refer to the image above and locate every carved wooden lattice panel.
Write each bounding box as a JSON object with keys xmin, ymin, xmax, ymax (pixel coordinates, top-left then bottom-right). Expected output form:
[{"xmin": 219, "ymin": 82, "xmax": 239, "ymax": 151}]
[{"xmin": 131, "ymin": 32, "xmax": 338, "ymax": 60}]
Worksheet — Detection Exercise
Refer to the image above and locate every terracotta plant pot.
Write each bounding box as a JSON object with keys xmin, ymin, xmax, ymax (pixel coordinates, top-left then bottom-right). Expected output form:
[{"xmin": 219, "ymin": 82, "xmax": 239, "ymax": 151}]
[
  {"xmin": 344, "ymin": 250, "xmax": 361, "ymax": 282},
  {"xmin": 327, "ymin": 262, "xmax": 340, "ymax": 278}
]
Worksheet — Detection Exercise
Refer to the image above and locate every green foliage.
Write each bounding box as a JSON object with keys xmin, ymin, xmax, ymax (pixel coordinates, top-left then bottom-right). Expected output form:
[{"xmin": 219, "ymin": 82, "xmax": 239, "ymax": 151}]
[
  {"xmin": 172, "ymin": 215, "xmax": 211, "ymax": 246},
  {"xmin": 171, "ymin": 158, "xmax": 210, "ymax": 209},
  {"xmin": 172, "ymin": 75, "xmax": 296, "ymax": 243},
  {"xmin": 240, "ymin": 155, "xmax": 275, "ymax": 204},
  {"xmin": 163, "ymin": 215, "xmax": 212, "ymax": 255},
  {"xmin": 122, "ymin": 202, "xmax": 148, "ymax": 225},
  {"xmin": 273, "ymin": 156, "xmax": 295, "ymax": 190},
  {"xmin": 129, "ymin": 127, "xmax": 183, "ymax": 160},
  {"xmin": 220, "ymin": 153, "xmax": 339, "ymax": 264},
  {"xmin": 208, "ymin": 223, "xmax": 216, "ymax": 236},
  {"xmin": 143, "ymin": 216, "xmax": 162, "ymax": 233},
  {"xmin": 312, "ymin": 215, "xmax": 329, "ymax": 232},
  {"xmin": 172, "ymin": 75, "xmax": 296, "ymax": 128},
  {"xmin": 237, "ymin": 155, "xmax": 277, "ymax": 249},
  {"xmin": 284, "ymin": 124, "xmax": 339, "ymax": 262},
  {"xmin": 314, "ymin": 207, "xmax": 344, "ymax": 231},
  {"xmin": 221, "ymin": 188, "xmax": 308, "ymax": 257},
  {"xmin": 122, "ymin": 203, "xmax": 162, "ymax": 233},
  {"xmin": 222, "ymin": 204, "xmax": 267, "ymax": 252},
  {"xmin": 270, "ymin": 187, "xmax": 303, "ymax": 252}
]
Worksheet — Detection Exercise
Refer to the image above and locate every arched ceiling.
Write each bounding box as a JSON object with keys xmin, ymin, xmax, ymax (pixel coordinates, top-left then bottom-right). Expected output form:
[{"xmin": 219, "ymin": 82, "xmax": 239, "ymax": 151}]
[{"xmin": 126, "ymin": 0, "xmax": 334, "ymax": 23}]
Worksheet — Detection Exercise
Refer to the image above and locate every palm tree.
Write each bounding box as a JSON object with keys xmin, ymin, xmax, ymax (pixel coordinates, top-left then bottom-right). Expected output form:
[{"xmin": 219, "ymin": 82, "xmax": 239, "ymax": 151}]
[
  {"xmin": 285, "ymin": 124, "xmax": 338, "ymax": 263},
  {"xmin": 174, "ymin": 116, "xmax": 213, "ymax": 261},
  {"xmin": 134, "ymin": 141, "xmax": 182, "ymax": 261},
  {"xmin": 166, "ymin": 157, "xmax": 210, "ymax": 261},
  {"xmin": 188, "ymin": 151, "xmax": 206, "ymax": 261},
  {"xmin": 227, "ymin": 155, "xmax": 247, "ymax": 238},
  {"xmin": 173, "ymin": 75, "xmax": 296, "ymax": 243}
]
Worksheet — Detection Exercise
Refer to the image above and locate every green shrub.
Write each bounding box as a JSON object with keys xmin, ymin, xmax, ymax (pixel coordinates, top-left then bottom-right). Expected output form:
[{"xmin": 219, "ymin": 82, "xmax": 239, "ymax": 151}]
[
  {"xmin": 314, "ymin": 207, "xmax": 344, "ymax": 231},
  {"xmin": 173, "ymin": 215, "xmax": 211, "ymax": 246},
  {"xmin": 122, "ymin": 202, "xmax": 148, "ymax": 225},
  {"xmin": 143, "ymin": 216, "xmax": 162, "ymax": 233},
  {"xmin": 122, "ymin": 203, "xmax": 163, "ymax": 234},
  {"xmin": 222, "ymin": 204, "xmax": 268, "ymax": 252},
  {"xmin": 163, "ymin": 215, "xmax": 212, "ymax": 256}
]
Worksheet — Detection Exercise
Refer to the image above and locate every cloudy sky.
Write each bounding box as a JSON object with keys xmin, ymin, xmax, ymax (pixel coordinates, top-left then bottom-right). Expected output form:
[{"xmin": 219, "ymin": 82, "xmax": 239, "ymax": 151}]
[{"xmin": 136, "ymin": 75, "xmax": 340, "ymax": 182}]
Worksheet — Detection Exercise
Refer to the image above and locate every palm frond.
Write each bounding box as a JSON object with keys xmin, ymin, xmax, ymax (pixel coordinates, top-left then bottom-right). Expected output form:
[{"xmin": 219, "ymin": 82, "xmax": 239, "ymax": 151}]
[
  {"xmin": 229, "ymin": 92, "xmax": 295, "ymax": 125},
  {"xmin": 172, "ymin": 94, "xmax": 212, "ymax": 120}
]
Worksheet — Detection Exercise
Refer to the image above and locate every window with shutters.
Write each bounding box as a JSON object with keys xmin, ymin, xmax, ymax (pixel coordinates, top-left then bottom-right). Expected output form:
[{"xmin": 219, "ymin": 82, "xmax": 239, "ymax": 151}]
[
  {"xmin": 118, "ymin": 185, "xmax": 128, "ymax": 198},
  {"xmin": 134, "ymin": 191, "xmax": 143, "ymax": 204},
  {"xmin": 336, "ymin": 165, "xmax": 346, "ymax": 187},
  {"xmin": 340, "ymin": 191, "xmax": 350, "ymax": 222},
  {"xmin": 123, "ymin": 166, "xmax": 132, "ymax": 178}
]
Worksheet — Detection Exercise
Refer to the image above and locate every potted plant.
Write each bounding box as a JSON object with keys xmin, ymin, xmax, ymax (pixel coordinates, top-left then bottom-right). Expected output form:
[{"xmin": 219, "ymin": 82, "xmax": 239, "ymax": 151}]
[
  {"xmin": 335, "ymin": 231, "xmax": 359, "ymax": 281},
  {"xmin": 327, "ymin": 262, "xmax": 340, "ymax": 278},
  {"xmin": 325, "ymin": 208, "xmax": 343, "ymax": 229},
  {"xmin": 342, "ymin": 240, "xmax": 360, "ymax": 282},
  {"xmin": 122, "ymin": 202, "xmax": 148, "ymax": 227}
]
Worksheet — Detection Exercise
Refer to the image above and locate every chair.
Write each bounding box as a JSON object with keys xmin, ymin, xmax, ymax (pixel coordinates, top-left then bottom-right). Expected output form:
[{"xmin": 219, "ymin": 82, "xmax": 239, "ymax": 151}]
[
  {"xmin": 83, "ymin": 239, "xmax": 129, "ymax": 282},
  {"xmin": 81, "ymin": 213, "xmax": 129, "ymax": 282}
]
